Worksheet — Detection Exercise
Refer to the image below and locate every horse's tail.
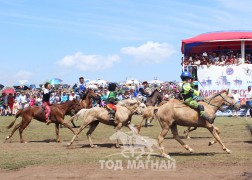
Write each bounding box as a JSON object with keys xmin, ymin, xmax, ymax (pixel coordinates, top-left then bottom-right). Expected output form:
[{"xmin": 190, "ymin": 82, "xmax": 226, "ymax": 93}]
[
  {"xmin": 68, "ymin": 109, "xmax": 89, "ymax": 123},
  {"xmin": 7, "ymin": 109, "xmax": 23, "ymax": 129}
]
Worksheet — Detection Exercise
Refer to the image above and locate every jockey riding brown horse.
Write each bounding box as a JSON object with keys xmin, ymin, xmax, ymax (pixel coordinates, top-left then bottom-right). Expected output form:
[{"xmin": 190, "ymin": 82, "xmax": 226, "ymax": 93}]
[{"xmin": 5, "ymin": 99, "xmax": 82, "ymax": 143}]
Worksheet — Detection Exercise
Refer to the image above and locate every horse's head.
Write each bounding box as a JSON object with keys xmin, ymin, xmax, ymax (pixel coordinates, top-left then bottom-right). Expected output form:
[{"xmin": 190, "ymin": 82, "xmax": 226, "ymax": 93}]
[
  {"xmin": 122, "ymin": 99, "xmax": 144, "ymax": 115},
  {"xmin": 87, "ymin": 89, "xmax": 96, "ymax": 98},
  {"xmin": 82, "ymin": 89, "xmax": 96, "ymax": 100},
  {"xmin": 146, "ymin": 89, "xmax": 161, "ymax": 106},
  {"xmin": 69, "ymin": 99, "xmax": 82, "ymax": 115},
  {"xmin": 219, "ymin": 89, "xmax": 241, "ymax": 111}
]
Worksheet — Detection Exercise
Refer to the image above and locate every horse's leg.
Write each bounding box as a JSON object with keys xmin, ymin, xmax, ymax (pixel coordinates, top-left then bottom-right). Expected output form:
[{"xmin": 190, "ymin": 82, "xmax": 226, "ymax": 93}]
[
  {"xmin": 55, "ymin": 123, "xmax": 61, "ymax": 143},
  {"xmin": 67, "ymin": 121, "xmax": 90, "ymax": 146},
  {"xmin": 137, "ymin": 117, "xmax": 146, "ymax": 133},
  {"xmin": 145, "ymin": 118, "xmax": 149, "ymax": 127},
  {"xmin": 184, "ymin": 127, "xmax": 197, "ymax": 139},
  {"xmin": 115, "ymin": 122, "xmax": 123, "ymax": 148},
  {"xmin": 60, "ymin": 119, "xmax": 77, "ymax": 135},
  {"xmin": 171, "ymin": 124, "xmax": 194, "ymax": 152},
  {"xmin": 208, "ymin": 126, "xmax": 220, "ymax": 146},
  {"xmin": 206, "ymin": 124, "xmax": 231, "ymax": 153},
  {"xmin": 19, "ymin": 120, "xmax": 31, "ymax": 143},
  {"xmin": 157, "ymin": 127, "xmax": 170, "ymax": 158},
  {"xmin": 86, "ymin": 121, "xmax": 99, "ymax": 148},
  {"xmin": 5, "ymin": 122, "xmax": 22, "ymax": 141},
  {"xmin": 149, "ymin": 115, "xmax": 155, "ymax": 124}
]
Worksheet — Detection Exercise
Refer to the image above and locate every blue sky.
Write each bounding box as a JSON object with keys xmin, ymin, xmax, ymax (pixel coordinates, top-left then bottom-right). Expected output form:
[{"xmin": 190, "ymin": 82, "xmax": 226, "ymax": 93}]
[{"xmin": 0, "ymin": 0, "xmax": 251, "ymax": 86}]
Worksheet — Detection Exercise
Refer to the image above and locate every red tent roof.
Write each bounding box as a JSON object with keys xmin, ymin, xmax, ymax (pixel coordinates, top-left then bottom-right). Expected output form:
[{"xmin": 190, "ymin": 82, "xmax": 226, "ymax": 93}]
[{"xmin": 181, "ymin": 31, "xmax": 252, "ymax": 54}]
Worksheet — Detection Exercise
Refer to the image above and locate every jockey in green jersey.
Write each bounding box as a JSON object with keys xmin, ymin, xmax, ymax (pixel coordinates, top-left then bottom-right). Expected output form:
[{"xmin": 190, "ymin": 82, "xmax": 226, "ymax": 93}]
[{"xmin": 180, "ymin": 71, "xmax": 215, "ymax": 124}]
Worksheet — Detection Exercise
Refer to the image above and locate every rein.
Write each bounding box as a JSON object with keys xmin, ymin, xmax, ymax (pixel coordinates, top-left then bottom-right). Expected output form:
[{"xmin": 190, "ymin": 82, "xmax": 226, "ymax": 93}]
[{"xmin": 204, "ymin": 93, "xmax": 237, "ymax": 109}]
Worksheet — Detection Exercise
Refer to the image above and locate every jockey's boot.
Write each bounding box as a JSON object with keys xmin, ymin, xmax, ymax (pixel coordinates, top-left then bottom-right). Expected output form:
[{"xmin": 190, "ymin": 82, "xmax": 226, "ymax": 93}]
[
  {"xmin": 109, "ymin": 110, "xmax": 116, "ymax": 121},
  {"xmin": 46, "ymin": 115, "xmax": 51, "ymax": 125},
  {"xmin": 201, "ymin": 114, "xmax": 216, "ymax": 124}
]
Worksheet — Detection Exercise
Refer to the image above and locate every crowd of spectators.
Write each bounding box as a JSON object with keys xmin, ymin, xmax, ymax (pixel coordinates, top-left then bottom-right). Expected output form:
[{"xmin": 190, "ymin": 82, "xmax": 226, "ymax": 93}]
[
  {"xmin": 183, "ymin": 51, "xmax": 252, "ymax": 67},
  {"xmin": 0, "ymin": 78, "xmax": 181, "ymax": 116},
  {"xmin": 182, "ymin": 50, "xmax": 252, "ymax": 81}
]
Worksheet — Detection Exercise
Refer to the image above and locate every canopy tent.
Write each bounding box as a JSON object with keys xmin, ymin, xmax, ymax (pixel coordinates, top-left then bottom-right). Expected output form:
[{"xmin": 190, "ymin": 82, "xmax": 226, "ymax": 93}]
[
  {"xmin": 181, "ymin": 31, "xmax": 252, "ymax": 58},
  {"xmin": 149, "ymin": 79, "xmax": 163, "ymax": 84},
  {"xmin": 49, "ymin": 78, "xmax": 63, "ymax": 85}
]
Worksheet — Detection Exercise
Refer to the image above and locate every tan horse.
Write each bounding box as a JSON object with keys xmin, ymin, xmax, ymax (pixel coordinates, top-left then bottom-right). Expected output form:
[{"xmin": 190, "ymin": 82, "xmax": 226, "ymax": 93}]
[
  {"xmin": 155, "ymin": 90, "xmax": 240, "ymax": 157},
  {"xmin": 5, "ymin": 99, "xmax": 82, "ymax": 143},
  {"xmin": 137, "ymin": 101, "xmax": 168, "ymax": 131},
  {"xmin": 67, "ymin": 99, "xmax": 145, "ymax": 148}
]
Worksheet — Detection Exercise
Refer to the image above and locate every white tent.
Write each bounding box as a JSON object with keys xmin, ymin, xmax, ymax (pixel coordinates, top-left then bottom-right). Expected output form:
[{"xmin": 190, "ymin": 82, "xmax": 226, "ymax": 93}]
[
  {"xmin": 87, "ymin": 84, "xmax": 98, "ymax": 90},
  {"xmin": 126, "ymin": 79, "xmax": 139, "ymax": 85},
  {"xmin": 89, "ymin": 79, "xmax": 107, "ymax": 85},
  {"xmin": 149, "ymin": 79, "xmax": 163, "ymax": 84}
]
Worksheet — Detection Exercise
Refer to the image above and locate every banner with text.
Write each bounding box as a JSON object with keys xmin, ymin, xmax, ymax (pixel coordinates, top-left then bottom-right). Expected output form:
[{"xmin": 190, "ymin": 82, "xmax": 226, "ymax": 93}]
[{"xmin": 197, "ymin": 64, "xmax": 252, "ymax": 99}]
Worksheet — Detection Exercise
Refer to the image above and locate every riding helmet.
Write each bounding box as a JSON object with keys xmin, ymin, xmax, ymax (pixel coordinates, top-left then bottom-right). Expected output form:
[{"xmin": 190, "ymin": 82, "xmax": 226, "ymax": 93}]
[{"xmin": 180, "ymin": 71, "xmax": 193, "ymax": 80}]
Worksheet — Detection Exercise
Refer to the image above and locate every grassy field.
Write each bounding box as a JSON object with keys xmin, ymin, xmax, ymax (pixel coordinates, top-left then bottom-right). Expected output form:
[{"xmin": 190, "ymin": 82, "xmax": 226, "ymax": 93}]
[{"xmin": 0, "ymin": 115, "xmax": 251, "ymax": 171}]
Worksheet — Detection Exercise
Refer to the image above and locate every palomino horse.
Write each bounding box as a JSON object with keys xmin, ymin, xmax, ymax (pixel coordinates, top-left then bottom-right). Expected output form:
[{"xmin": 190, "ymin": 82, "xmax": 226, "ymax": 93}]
[
  {"xmin": 5, "ymin": 99, "xmax": 82, "ymax": 143},
  {"xmin": 155, "ymin": 90, "xmax": 240, "ymax": 157},
  {"xmin": 67, "ymin": 99, "xmax": 145, "ymax": 148}
]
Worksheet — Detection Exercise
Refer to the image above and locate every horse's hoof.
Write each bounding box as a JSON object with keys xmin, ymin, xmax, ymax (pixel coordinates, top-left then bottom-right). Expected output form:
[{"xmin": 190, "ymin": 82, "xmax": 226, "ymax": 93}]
[
  {"xmin": 67, "ymin": 142, "xmax": 72, "ymax": 146},
  {"xmin": 91, "ymin": 145, "xmax": 98, "ymax": 148},
  {"xmin": 162, "ymin": 153, "xmax": 170, "ymax": 159},
  {"xmin": 56, "ymin": 140, "xmax": 61, "ymax": 143},
  {"xmin": 189, "ymin": 149, "xmax": 194, "ymax": 153},
  {"xmin": 116, "ymin": 145, "xmax": 121, "ymax": 148},
  {"xmin": 208, "ymin": 141, "xmax": 215, "ymax": 146},
  {"xmin": 186, "ymin": 136, "xmax": 191, "ymax": 139},
  {"xmin": 5, "ymin": 136, "xmax": 10, "ymax": 140},
  {"xmin": 226, "ymin": 149, "xmax": 232, "ymax": 154}
]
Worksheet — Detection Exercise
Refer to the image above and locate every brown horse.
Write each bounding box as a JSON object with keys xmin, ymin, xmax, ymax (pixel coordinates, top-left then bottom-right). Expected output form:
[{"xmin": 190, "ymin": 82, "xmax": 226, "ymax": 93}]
[
  {"xmin": 79, "ymin": 89, "xmax": 96, "ymax": 108},
  {"xmin": 146, "ymin": 89, "xmax": 162, "ymax": 107},
  {"xmin": 155, "ymin": 90, "xmax": 240, "ymax": 157},
  {"xmin": 5, "ymin": 99, "xmax": 82, "ymax": 143},
  {"xmin": 67, "ymin": 99, "xmax": 145, "ymax": 148}
]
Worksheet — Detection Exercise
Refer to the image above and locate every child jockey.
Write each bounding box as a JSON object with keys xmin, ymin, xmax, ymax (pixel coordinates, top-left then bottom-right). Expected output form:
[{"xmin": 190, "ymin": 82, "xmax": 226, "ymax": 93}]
[
  {"xmin": 180, "ymin": 71, "xmax": 215, "ymax": 124},
  {"xmin": 42, "ymin": 82, "xmax": 53, "ymax": 125},
  {"xmin": 107, "ymin": 83, "xmax": 117, "ymax": 121}
]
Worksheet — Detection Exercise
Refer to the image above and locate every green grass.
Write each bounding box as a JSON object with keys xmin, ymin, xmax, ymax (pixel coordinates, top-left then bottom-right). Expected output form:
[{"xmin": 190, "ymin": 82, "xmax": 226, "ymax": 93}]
[{"xmin": 0, "ymin": 115, "xmax": 251, "ymax": 170}]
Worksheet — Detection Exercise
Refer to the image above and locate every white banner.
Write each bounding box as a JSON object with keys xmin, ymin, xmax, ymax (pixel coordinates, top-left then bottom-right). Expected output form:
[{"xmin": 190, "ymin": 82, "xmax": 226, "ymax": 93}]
[{"xmin": 197, "ymin": 64, "xmax": 252, "ymax": 99}]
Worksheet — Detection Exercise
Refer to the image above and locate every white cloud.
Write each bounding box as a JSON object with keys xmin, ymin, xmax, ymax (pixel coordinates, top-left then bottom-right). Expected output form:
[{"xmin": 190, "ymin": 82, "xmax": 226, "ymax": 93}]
[
  {"xmin": 14, "ymin": 70, "xmax": 33, "ymax": 80},
  {"xmin": 57, "ymin": 52, "xmax": 120, "ymax": 71},
  {"xmin": 120, "ymin": 41, "xmax": 176, "ymax": 64}
]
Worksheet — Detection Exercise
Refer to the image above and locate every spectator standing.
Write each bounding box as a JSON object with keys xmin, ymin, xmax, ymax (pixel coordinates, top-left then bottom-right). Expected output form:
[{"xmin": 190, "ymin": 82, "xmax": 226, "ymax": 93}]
[
  {"xmin": 8, "ymin": 93, "xmax": 15, "ymax": 115},
  {"xmin": 245, "ymin": 86, "xmax": 252, "ymax": 117},
  {"xmin": 20, "ymin": 91, "xmax": 27, "ymax": 109},
  {"xmin": 77, "ymin": 77, "xmax": 86, "ymax": 94},
  {"xmin": 2, "ymin": 93, "xmax": 8, "ymax": 115},
  {"xmin": 29, "ymin": 95, "xmax": 35, "ymax": 107},
  {"xmin": 13, "ymin": 99, "xmax": 19, "ymax": 115},
  {"xmin": 36, "ymin": 95, "xmax": 42, "ymax": 106},
  {"xmin": 69, "ymin": 91, "xmax": 76, "ymax": 101},
  {"xmin": 232, "ymin": 90, "xmax": 240, "ymax": 118},
  {"xmin": 61, "ymin": 91, "xmax": 68, "ymax": 103}
]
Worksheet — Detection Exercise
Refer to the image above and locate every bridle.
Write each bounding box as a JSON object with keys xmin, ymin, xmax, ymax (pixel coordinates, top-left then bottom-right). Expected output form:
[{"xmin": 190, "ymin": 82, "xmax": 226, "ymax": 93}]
[{"xmin": 204, "ymin": 93, "xmax": 238, "ymax": 109}]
